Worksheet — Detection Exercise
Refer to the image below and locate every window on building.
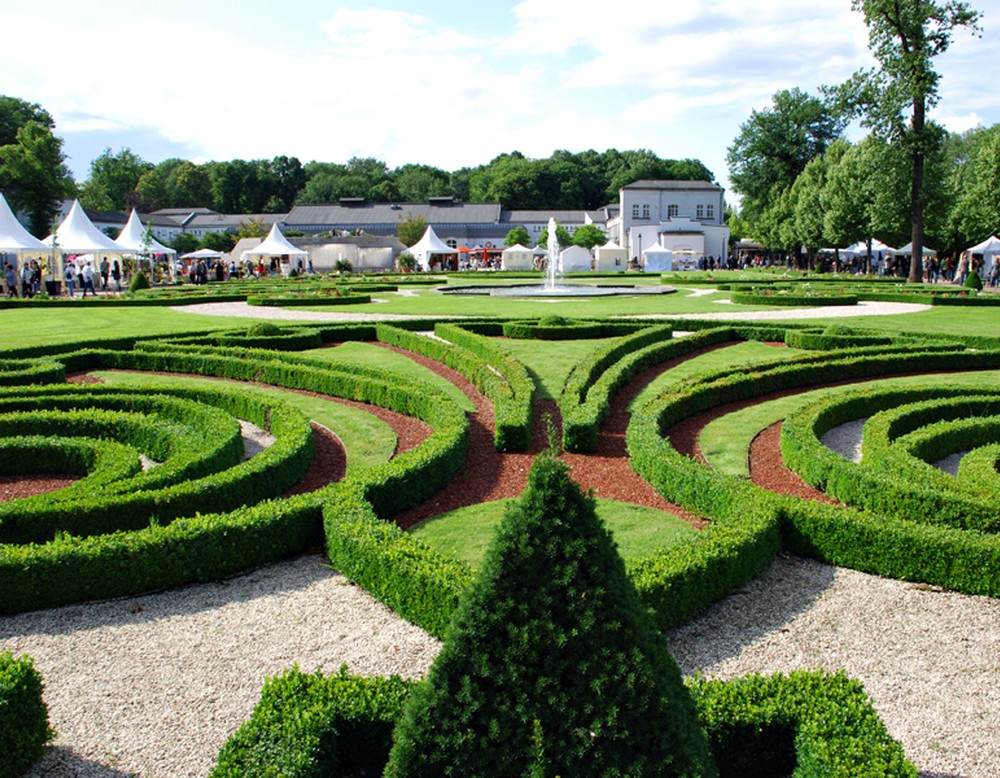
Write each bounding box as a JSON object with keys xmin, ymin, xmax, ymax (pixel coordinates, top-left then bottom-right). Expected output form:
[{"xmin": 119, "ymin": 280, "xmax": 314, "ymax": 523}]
[
  {"xmin": 642, "ymin": 204, "xmax": 650, "ymax": 219},
  {"xmin": 632, "ymin": 204, "xmax": 640, "ymax": 219},
  {"xmin": 696, "ymin": 205, "xmax": 705, "ymax": 219},
  {"xmin": 707, "ymin": 204, "xmax": 715, "ymax": 220},
  {"xmin": 667, "ymin": 204, "xmax": 678, "ymax": 219}
]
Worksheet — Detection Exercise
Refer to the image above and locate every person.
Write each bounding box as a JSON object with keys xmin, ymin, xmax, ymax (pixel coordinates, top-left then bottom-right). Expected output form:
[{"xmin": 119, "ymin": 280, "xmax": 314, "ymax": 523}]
[
  {"xmin": 990, "ymin": 257, "xmax": 999, "ymax": 289},
  {"xmin": 111, "ymin": 259, "xmax": 122, "ymax": 291},
  {"xmin": 81, "ymin": 261, "xmax": 96, "ymax": 298},
  {"xmin": 64, "ymin": 261, "xmax": 76, "ymax": 297},
  {"xmin": 4, "ymin": 262, "xmax": 18, "ymax": 298},
  {"xmin": 99, "ymin": 256, "xmax": 110, "ymax": 290},
  {"xmin": 956, "ymin": 252, "xmax": 970, "ymax": 285},
  {"xmin": 21, "ymin": 261, "xmax": 33, "ymax": 298}
]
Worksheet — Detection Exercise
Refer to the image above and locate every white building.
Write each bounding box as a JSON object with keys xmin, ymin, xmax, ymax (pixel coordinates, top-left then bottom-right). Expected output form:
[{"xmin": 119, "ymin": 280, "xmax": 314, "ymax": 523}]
[{"xmin": 608, "ymin": 180, "xmax": 729, "ymax": 266}]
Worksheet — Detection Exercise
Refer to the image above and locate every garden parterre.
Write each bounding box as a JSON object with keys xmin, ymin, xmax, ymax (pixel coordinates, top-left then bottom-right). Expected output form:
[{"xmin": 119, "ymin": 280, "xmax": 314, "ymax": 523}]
[{"xmin": 1, "ymin": 287, "xmax": 998, "ymax": 776}]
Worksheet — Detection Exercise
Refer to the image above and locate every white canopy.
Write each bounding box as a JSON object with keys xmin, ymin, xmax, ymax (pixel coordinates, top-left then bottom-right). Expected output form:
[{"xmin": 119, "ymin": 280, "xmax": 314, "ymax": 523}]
[
  {"xmin": 893, "ymin": 241, "xmax": 937, "ymax": 257},
  {"xmin": 642, "ymin": 243, "xmax": 673, "ymax": 271},
  {"xmin": 0, "ymin": 193, "xmax": 50, "ymax": 252},
  {"xmin": 113, "ymin": 209, "xmax": 176, "ymax": 256},
  {"xmin": 42, "ymin": 200, "xmax": 122, "ymax": 254},
  {"xmin": 967, "ymin": 235, "xmax": 1000, "ymax": 261},
  {"xmin": 407, "ymin": 225, "xmax": 457, "ymax": 267},
  {"xmin": 843, "ymin": 239, "xmax": 895, "ymax": 257},
  {"xmin": 181, "ymin": 248, "xmax": 225, "ymax": 259},
  {"xmin": 242, "ymin": 223, "xmax": 307, "ymax": 258},
  {"xmin": 594, "ymin": 240, "xmax": 627, "ymax": 271},
  {"xmin": 501, "ymin": 243, "xmax": 534, "ymax": 271}
]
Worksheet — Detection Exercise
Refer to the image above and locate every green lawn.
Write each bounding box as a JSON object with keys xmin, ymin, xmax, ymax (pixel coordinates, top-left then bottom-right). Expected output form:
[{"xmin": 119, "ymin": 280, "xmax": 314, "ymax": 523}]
[
  {"xmin": 410, "ymin": 497, "xmax": 697, "ymax": 568},
  {"xmin": 91, "ymin": 370, "xmax": 398, "ymax": 475},
  {"xmin": 499, "ymin": 338, "xmax": 618, "ymax": 400}
]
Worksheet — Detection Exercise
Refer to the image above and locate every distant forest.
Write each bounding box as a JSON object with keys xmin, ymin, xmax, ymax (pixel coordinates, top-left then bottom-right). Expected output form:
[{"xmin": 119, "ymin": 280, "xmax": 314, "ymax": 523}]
[{"xmin": 102, "ymin": 148, "xmax": 715, "ymax": 215}]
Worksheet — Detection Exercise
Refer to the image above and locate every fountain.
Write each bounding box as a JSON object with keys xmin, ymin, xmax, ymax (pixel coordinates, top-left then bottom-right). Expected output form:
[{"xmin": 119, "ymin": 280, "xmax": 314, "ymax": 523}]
[{"xmin": 441, "ymin": 217, "xmax": 673, "ymax": 298}]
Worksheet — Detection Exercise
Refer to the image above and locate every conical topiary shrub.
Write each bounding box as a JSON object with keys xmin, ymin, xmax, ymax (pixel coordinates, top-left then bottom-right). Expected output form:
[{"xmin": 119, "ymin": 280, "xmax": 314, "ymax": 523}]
[{"xmin": 384, "ymin": 453, "xmax": 718, "ymax": 777}]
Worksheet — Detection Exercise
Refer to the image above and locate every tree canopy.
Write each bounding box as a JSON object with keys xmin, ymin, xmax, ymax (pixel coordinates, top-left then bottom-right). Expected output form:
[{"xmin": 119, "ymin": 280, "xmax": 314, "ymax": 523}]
[{"xmin": 830, "ymin": 0, "xmax": 982, "ymax": 281}]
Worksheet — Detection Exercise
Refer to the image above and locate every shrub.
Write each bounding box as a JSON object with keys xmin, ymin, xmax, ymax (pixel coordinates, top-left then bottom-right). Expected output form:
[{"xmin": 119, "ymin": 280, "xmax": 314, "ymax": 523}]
[
  {"xmin": 384, "ymin": 453, "xmax": 717, "ymax": 777},
  {"xmin": 129, "ymin": 270, "xmax": 150, "ymax": 292},
  {"xmin": 0, "ymin": 652, "xmax": 52, "ymax": 778},
  {"xmin": 965, "ymin": 270, "xmax": 983, "ymax": 291}
]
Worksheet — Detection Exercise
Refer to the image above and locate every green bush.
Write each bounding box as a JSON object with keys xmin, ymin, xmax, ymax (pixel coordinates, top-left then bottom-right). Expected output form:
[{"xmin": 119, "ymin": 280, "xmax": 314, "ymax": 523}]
[
  {"xmin": 129, "ymin": 270, "xmax": 151, "ymax": 292},
  {"xmin": 385, "ymin": 453, "xmax": 718, "ymax": 777},
  {"xmin": 211, "ymin": 666, "xmax": 413, "ymax": 778},
  {"xmin": 0, "ymin": 652, "xmax": 52, "ymax": 778},
  {"xmin": 965, "ymin": 270, "xmax": 984, "ymax": 291}
]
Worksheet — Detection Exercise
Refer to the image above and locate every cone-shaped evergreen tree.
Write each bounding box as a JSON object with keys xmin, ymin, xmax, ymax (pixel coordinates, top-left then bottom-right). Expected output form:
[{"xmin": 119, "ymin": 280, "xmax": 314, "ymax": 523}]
[{"xmin": 384, "ymin": 453, "xmax": 718, "ymax": 777}]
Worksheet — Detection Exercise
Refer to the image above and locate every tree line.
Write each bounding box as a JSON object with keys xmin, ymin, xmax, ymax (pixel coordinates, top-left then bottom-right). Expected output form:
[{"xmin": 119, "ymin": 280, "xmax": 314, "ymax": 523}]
[{"xmin": 0, "ymin": 96, "xmax": 714, "ymax": 232}]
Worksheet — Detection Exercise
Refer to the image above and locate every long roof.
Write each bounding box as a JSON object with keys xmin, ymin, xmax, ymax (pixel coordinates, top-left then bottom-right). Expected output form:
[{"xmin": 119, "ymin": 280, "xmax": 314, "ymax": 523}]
[
  {"xmin": 286, "ymin": 202, "xmax": 502, "ymax": 227},
  {"xmin": 623, "ymin": 180, "xmax": 722, "ymax": 192}
]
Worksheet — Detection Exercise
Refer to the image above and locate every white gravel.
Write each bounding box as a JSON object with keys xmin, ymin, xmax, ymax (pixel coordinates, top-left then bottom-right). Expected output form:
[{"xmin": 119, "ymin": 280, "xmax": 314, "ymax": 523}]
[
  {"xmin": 0, "ymin": 555, "xmax": 440, "ymax": 778},
  {"xmin": 2, "ymin": 553, "xmax": 996, "ymax": 777},
  {"xmin": 821, "ymin": 418, "xmax": 867, "ymax": 462}
]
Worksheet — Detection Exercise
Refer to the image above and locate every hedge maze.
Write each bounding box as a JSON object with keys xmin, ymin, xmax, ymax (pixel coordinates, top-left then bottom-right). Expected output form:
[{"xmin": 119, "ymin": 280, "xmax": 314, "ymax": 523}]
[{"xmin": 3, "ymin": 313, "xmax": 998, "ymax": 776}]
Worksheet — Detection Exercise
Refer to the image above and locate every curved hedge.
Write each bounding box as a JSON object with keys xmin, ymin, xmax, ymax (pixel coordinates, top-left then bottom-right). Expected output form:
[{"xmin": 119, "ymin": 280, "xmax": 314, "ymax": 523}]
[{"xmin": 780, "ymin": 387, "xmax": 1000, "ymax": 533}]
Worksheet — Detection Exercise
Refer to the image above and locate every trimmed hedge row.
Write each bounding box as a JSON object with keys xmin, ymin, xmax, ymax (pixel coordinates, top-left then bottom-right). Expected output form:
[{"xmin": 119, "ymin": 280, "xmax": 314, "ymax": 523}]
[
  {"xmin": 211, "ymin": 667, "xmax": 913, "ymax": 777},
  {"xmin": 783, "ymin": 328, "xmax": 894, "ymax": 350},
  {"xmin": 780, "ymin": 387, "xmax": 1000, "ymax": 534},
  {"xmin": 246, "ymin": 292, "xmax": 372, "ymax": 307},
  {"xmin": 958, "ymin": 443, "xmax": 1000, "ymax": 494},
  {"xmin": 0, "ymin": 652, "xmax": 52, "ymax": 778},
  {"xmin": 376, "ymin": 322, "xmax": 534, "ymax": 452},
  {"xmin": 323, "ymin": 486, "xmax": 474, "ymax": 638},
  {"xmin": 0, "ymin": 357, "xmax": 65, "ymax": 385},
  {"xmin": 731, "ymin": 290, "xmax": 859, "ymax": 307}
]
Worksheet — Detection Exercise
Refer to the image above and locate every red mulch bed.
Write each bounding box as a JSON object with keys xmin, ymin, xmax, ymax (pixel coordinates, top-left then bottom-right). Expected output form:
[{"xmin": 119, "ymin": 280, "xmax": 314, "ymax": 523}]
[{"xmin": 748, "ymin": 422, "xmax": 841, "ymax": 504}]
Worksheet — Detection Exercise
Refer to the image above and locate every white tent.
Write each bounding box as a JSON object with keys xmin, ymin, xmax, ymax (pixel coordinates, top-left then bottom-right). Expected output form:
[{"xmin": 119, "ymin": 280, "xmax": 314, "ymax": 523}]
[
  {"xmin": 114, "ymin": 210, "xmax": 176, "ymax": 257},
  {"xmin": 559, "ymin": 245, "xmax": 592, "ymax": 272},
  {"xmin": 893, "ymin": 241, "xmax": 937, "ymax": 257},
  {"xmin": 594, "ymin": 240, "xmax": 627, "ymax": 271},
  {"xmin": 406, "ymin": 226, "xmax": 457, "ymax": 270},
  {"xmin": 501, "ymin": 243, "xmax": 534, "ymax": 271},
  {"xmin": 42, "ymin": 200, "xmax": 122, "ymax": 254},
  {"xmin": 642, "ymin": 243, "xmax": 673, "ymax": 271},
  {"xmin": 967, "ymin": 235, "xmax": 1000, "ymax": 261},
  {"xmin": 181, "ymin": 248, "xmax": 225, "ymax": 260},
  {"xmin": 0, "ymin": 193, "xmax": 50, "ymax": 253},
  {"xmin": 241, "ymin": 223, "xmax": 308, "ymax": 274},
  {"xmin": 843, "ymin": 239, "xmax": 895, "ymax": 258}
]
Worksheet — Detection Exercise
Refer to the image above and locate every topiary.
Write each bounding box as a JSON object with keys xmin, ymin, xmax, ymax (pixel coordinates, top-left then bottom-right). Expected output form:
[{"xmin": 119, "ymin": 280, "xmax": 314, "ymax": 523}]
[
  {"xmin": 0, "ymin": 652, "xmax": 53, "ymax": 778},
  {"xmin": 129, "ymin": 270, "xmax": 150, "ymax": 293},
  {"xmin": 384, "ymin": 452, "xmax": 718, "ymax": 777},
  {"xmin": 538, "ymin": 314, "xmax": 569, "ymax": 327},
  {"xmin": 965, "ymin": 270, "xmax": 983, "ymax": 291}
]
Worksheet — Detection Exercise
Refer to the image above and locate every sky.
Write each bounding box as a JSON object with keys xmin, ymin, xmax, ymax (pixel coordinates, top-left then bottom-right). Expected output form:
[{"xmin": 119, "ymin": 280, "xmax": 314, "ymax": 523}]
[{"xmin": 1, "ymin": 0, "xmax": 997, "ymax": 202}]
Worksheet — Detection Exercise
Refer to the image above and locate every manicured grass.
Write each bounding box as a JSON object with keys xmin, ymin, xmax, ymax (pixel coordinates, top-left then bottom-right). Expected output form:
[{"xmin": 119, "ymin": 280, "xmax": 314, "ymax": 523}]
[
  {"xmin": 300, "ymin": 341, "xmax": 476, "ymax": 412},
  {"xmin": 91, "ymin": 370, "xmax": 398, "ymax": 475},
  {"xmin": 410, "ymin": 497, "xmax": 698, "ymax": 568},
  {"xmin": 0, "ymin": 306, "xmax": 268, "ymax": 350},
  {"xmin": 699, "ymin": 368, "xmax": 1000, "ymax": 476},
  {"xmin": 499, "ymin": 337, "xmax": 617, "ymax": 400}
]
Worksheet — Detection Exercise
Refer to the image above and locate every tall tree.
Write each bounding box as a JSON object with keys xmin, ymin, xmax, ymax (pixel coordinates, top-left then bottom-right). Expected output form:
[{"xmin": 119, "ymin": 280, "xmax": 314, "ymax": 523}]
[
  {"xmin": 396, "ymin": 212, "xmax": 428, "ymax": 247},
  {"xmin": 0, "ymin": 95, "xmax": 54, "ymax": 147},
  {"xmin": 79, "ymin": 147, "xmax": 153, "ymax": 211},
  {"xmin": 833, "ymin": 0, "xmax": 981, "ymax": 282},
  {"xmin": 0, "ymin": 121, "xmax": 74, "ymax": 235},
  {"xmin": 726, "ymin": 88, "xmax": 845, "ymax": 221}
]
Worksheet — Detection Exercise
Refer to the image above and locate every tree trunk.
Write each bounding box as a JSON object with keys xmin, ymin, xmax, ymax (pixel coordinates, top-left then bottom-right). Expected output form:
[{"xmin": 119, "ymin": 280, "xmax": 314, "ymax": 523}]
[{"xmin": 908, "ymin": 97, "xmax": 926, "ymax": 284}]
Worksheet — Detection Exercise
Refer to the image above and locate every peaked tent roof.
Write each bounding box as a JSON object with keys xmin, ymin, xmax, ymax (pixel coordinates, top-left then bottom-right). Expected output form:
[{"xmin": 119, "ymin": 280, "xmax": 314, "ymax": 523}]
[
  {"xmin": 181, "ymin": 248, "xmax": 225, "ymax": 259},
  {"xmin": 242, "ymin": 223, "xmax": 308, "ymax": 256},
  {"xmin": 113, "ymin": 210, "xmax": 176, "ymax": 255},
  {"xmin": 0, "ymin": 193, "xmax": 50, "ymax": 252},
  {"xmin": 642, "ymin": 242, "xmax": 673, "ymax": 254},
  {"xmin": 42, "ymin": 200, "xmax": 123, "ymax": 254},
  {"xmin": 501, "ymin": 243, "xmax": 533, "ymax": 254},
  {"xmin": 894, "ymin": 241, "xmax": 937, "ymax": 256},
  {"xmin": 844, "ymin": 239, "xmax": 895, "ymax": 255},
  {"xmin": 967, "ymin": 235, "xmax": 1000, "ymax": 256},
  {"xmin": 407, "ymin": 225, "xmax": 458, "ymax": 258}
]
